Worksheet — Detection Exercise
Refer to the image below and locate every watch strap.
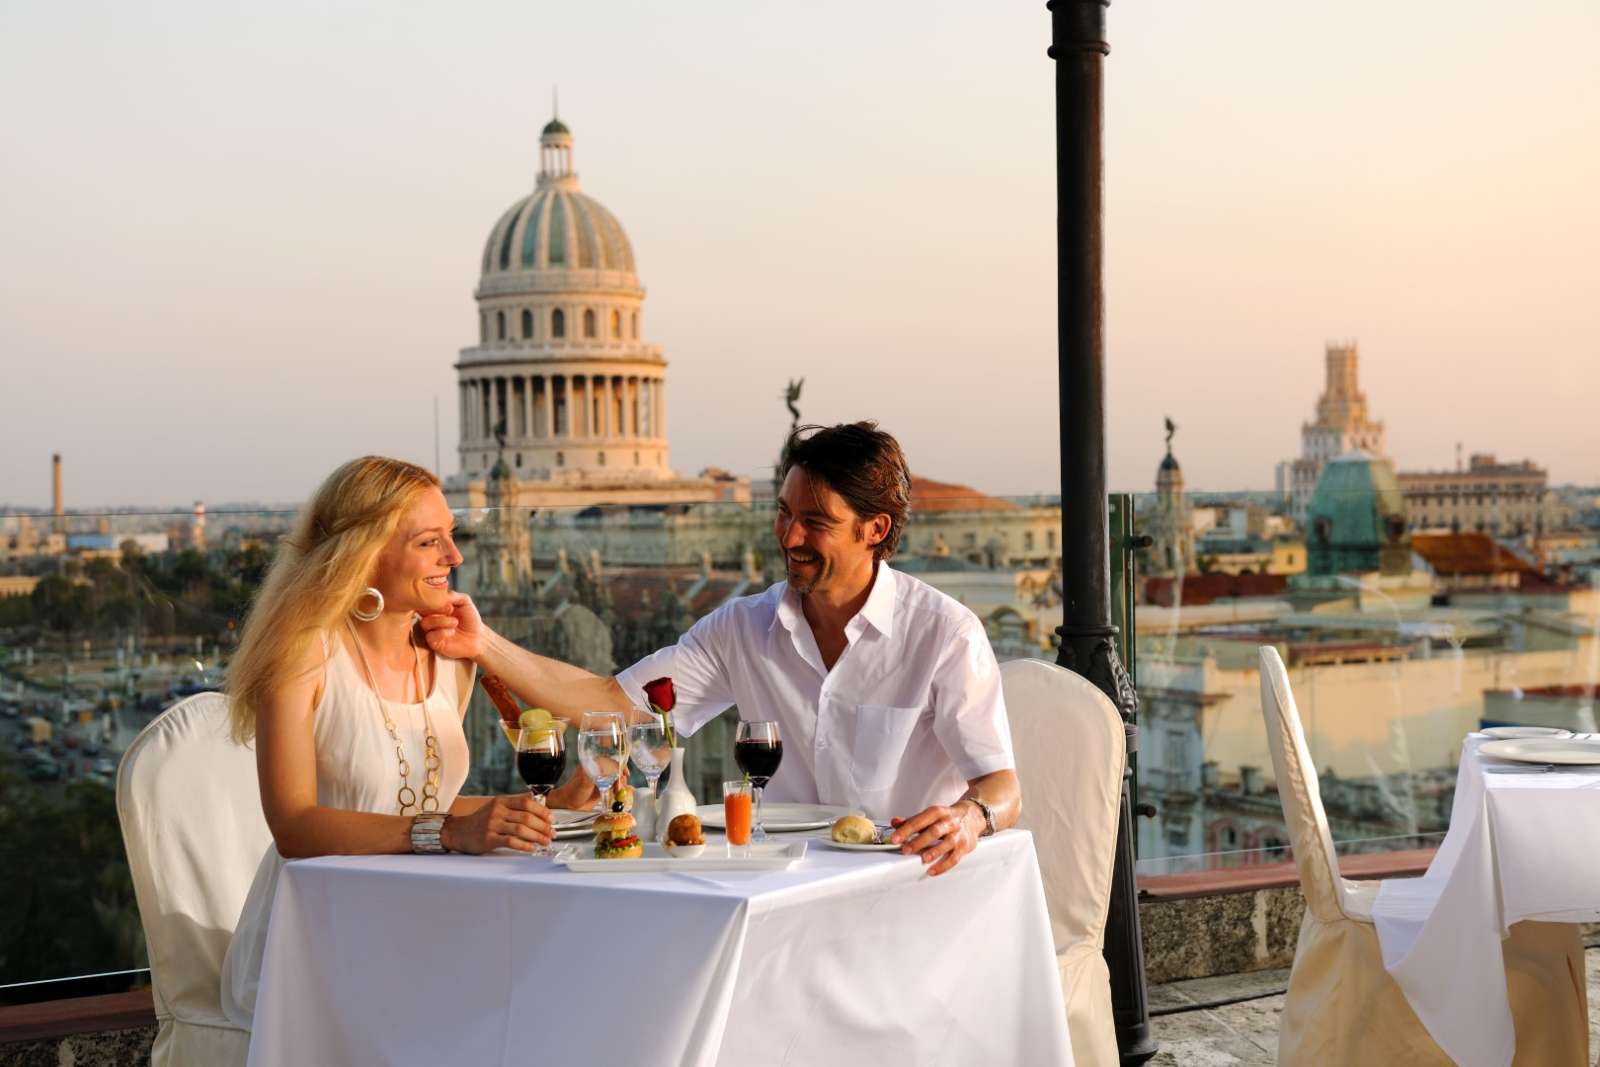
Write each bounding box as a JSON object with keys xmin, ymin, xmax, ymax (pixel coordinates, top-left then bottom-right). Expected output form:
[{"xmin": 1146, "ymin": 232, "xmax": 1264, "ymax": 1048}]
[{"xmin": 963, "ymin": 794, "xmax": 997, "ymax": 837}]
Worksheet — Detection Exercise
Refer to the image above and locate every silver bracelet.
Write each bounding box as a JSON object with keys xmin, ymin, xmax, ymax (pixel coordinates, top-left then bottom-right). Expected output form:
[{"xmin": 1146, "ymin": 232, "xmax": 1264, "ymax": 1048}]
[{"xmin": 410, "ymin": 813, "xmax": 450, "ymax": 854}]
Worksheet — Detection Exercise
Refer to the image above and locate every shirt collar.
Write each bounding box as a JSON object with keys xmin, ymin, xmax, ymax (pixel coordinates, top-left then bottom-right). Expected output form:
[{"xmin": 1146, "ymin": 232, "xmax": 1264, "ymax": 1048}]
[
  {"xmin": 855, "ymin": 561, "xmax": 897, "ymax": 639},
  {"xmin": 769, "ymin": 561, "xmax": 898, "ymax": 640}
]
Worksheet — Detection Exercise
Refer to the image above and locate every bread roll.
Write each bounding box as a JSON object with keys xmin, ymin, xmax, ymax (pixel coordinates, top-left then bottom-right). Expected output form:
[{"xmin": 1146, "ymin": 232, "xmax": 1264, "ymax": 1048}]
[{"xmin": 831, "ymin": 814, "xmax": 877, "ymax": 844}]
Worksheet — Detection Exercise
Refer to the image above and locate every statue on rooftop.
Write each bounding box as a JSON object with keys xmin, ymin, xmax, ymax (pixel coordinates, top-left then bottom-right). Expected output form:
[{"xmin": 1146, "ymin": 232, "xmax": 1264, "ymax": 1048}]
[{"xmin": 784, "ymin": 378, "xmax": 804, "ymax": 430}]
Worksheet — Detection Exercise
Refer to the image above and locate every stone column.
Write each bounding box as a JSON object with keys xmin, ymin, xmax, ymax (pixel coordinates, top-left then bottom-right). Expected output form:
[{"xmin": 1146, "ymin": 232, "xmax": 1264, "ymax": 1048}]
[
  {"xmin": 655, "ymin": 377, "xmax": 666, "ymax": 444},
  {"xmin": 603, "ymin": 376, "xmax": 614, "ymax": 440},
  {"xmin": 480, "ymin": 379, "xmax": 492, "ymax": 444},
  {"xmin": 541, "ymin": 375, "xmax": 554, "ymax": 440}
]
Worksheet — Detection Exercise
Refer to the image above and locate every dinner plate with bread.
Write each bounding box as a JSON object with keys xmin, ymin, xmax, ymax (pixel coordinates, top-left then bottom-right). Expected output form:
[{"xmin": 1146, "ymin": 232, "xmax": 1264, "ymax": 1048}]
[{"xmin": 822, "ymin": 814, "xmax": 902, "ymax": 852}]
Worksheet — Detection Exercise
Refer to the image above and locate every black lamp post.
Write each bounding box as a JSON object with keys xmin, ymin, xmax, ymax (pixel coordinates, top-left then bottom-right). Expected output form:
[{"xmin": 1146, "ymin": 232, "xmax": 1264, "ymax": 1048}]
[{"xmin": 1047, "ymin": 2, "xmax": 1157, "ymax": 1062}]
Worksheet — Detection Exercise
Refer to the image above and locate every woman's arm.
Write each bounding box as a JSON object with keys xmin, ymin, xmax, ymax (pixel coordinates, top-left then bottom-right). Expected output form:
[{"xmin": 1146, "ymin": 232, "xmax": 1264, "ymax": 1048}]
[{"xmin": 255, "ymin": 642, "xmax": 551, "ymax": 857}]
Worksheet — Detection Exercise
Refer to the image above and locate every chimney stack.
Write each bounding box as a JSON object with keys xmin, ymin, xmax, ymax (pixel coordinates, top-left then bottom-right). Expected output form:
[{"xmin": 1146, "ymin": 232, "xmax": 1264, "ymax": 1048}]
[{"xmin": 51, "ymin": 454, "xmax": 63, "ymax": 534}]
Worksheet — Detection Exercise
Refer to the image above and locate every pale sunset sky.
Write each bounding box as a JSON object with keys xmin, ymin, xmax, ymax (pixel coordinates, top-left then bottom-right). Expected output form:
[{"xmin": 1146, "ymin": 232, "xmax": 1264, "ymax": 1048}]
[{"xmin": 2, "ymin": 1, "xmax": 1596, "ymax": 509}]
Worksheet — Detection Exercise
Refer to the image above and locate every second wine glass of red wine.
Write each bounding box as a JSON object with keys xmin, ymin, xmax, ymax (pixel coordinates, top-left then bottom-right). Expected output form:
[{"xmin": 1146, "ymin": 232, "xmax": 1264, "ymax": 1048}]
[
  {"xmin": 734, "ymin": 720, "xmax": 782, "ymax": 843},
  {"xmin": 516, "ymin": 725, "xmax": 566, "ymax": 857}
]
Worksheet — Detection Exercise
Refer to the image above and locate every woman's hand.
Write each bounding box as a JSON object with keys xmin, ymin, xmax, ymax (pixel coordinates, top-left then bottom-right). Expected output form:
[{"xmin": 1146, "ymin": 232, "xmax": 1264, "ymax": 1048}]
[
  {"xmin": 419, "ymin": 592, "xmax": 488, "ymax": 661},
  {"xmin": 441, "ymin": 794, "xmax": 553, "ymax": 854}
]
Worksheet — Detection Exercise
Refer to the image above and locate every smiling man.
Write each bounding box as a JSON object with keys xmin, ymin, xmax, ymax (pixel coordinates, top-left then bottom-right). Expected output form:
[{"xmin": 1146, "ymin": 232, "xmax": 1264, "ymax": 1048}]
[{"xmin": 423, "ymin": 422, "xmax": 1020, "ymax": 875}]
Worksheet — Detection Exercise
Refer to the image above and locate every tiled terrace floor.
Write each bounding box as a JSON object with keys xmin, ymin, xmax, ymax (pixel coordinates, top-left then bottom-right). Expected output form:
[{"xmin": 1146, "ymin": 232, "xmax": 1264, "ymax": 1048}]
[{"xmin": 1147, "ymin": 944, "xmax": 1600, "ymax": 1066}]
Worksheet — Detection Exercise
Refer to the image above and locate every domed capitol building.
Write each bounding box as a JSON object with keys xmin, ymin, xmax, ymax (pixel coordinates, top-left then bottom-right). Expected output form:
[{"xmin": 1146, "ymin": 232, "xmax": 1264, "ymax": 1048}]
[{"xmin": 446, "ymin": 116, "xmax": 748, "ymax": 509}]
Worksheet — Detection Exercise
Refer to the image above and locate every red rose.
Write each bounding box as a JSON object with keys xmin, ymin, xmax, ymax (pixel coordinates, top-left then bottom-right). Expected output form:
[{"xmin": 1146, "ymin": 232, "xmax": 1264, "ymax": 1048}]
[{"xmin": 643, "ymin": 677, "xmax": 676, "ymax": 713}]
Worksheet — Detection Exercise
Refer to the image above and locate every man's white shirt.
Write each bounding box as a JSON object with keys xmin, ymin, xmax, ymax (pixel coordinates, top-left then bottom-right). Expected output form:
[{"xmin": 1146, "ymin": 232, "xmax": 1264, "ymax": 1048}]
[{"xmin": 615, "ymin": 562, "xmax": 1014, "ymax": 822}]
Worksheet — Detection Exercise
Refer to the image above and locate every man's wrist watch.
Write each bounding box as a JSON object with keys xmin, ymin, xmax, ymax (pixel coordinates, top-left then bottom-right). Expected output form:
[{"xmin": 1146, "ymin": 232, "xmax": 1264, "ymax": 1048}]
[
  {"xmin": 962, "ymin": 794, "xmax": 997, "ymax": 837},
  {"xmin": 410, "ymin": 813, "xmax": 450, "ymax": 854}
]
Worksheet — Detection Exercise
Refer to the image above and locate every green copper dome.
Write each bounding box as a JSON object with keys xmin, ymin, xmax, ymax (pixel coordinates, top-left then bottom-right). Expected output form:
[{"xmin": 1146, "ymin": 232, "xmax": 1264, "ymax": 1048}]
[
  {"xmin": 1306, "ymin": 452, "xmax": 1411, "ymax": 576},
  {"xmin": 542, "ymin": 118, "xmax": 570, "ymax": 137},
  {"xmin": 480, "ymin": 186, "xmax": 635, "ymax": 276}
]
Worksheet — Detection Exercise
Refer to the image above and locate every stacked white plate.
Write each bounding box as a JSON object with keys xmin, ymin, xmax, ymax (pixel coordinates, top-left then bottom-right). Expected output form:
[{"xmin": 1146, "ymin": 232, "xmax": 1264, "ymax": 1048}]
[
  {"xmin": 695, "ymin": 802, "xmax": 851, "ymax": 833},
  {"xmin": 1479, "ymin": 737, "xmax": 1600, "ymax": 765},
  {"xmin": 1480, "ymin": 726, "xmax": 1571, "ymax": 740}
]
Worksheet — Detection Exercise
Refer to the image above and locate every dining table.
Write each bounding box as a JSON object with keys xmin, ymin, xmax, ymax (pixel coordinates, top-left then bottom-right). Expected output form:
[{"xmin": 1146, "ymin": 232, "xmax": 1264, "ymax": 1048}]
[
  {"xmin": 1372, "ymin": 732, "xmax": 1600, "ymax": 1067},
  {"xmin": 244, "ymin": 824, "xmax": 1073, "ymax": 1067}
]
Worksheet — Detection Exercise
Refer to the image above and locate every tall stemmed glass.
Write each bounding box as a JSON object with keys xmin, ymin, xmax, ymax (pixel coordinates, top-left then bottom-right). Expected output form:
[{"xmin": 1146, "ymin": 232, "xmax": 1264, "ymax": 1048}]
[
  {"xmin": 578, "ymin": 711, "xmax": 629, "ymax": 814},
  {"xmin": 734, "ymin": 720, "xmax": 783, "ymax": 843},
  {"xmin": 629, "ymin": 719, "xmax": 670, "ymax": 799},
  {"xmin": 515, "ymin": 725, "xmax": 565, "ymax": 856}
]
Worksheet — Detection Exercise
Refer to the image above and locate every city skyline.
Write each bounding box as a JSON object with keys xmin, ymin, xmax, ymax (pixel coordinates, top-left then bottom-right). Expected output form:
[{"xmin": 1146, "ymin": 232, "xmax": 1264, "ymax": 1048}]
[{"xmin": 2, "ymin": 2, "xmax": 1597, "ymax": 508}]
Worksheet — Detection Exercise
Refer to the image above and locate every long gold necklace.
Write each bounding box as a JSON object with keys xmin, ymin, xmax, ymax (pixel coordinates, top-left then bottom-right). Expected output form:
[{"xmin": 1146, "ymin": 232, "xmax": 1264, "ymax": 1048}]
[{"xmin": 346, "ymin": 620, "xmax": 442, "ymax": 815}]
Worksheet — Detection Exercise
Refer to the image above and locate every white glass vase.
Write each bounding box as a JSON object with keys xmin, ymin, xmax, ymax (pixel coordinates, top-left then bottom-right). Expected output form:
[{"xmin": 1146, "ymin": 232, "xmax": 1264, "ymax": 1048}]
[{"xmin": 655, "ymin": 746, "xmax": 698, "ymax": 843}]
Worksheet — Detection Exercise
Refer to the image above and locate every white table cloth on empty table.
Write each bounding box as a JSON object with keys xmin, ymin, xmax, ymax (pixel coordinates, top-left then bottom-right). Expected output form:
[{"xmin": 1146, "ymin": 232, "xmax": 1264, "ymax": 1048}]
[
  {"xmin": 246, "ymin": 830, "xmax": 1072, "ymax": 1067},
  {"xmin": 1373, "ymin": 734, "xmax": 1600, "ymax": 1067}
]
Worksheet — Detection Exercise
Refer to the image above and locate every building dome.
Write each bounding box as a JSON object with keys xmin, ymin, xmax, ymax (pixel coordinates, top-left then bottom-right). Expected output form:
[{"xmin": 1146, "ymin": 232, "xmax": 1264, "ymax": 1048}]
[
  {"xmin": 1306, "ymin": 451, "xmax": 1411, "ymax": 576},
  {"xmin": 480, "ymin": 186, "xmax": 635, "ymax": 276},
  {"xmin": 454, "ymin": 114, "xmax": 670, "ymax": 496},
  {"xmin": 1158, "ymin": 452, "xmax": 1181, "ymax": 474}
]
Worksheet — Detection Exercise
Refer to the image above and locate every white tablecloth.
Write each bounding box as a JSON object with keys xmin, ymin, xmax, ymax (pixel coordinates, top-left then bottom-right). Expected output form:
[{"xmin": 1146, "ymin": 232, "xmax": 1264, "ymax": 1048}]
[
  {"xmin": 1373, "ymin": 734, "xmax": 1600, "ymax": 1067},
  {"xmin": 246, "ymin": 830, "xmax": 1072, "ymax": 1067}
]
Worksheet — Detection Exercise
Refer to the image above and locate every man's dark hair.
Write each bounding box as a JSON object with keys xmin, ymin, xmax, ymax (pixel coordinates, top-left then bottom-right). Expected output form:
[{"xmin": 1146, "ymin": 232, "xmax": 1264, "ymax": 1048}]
[{"xmin": 778, "ymin": 422, "xmax": 911, "ymax": 560}]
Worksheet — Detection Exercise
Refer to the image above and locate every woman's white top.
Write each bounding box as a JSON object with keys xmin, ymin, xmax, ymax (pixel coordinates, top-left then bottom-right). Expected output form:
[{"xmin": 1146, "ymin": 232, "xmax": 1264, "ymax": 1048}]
[{"xmin": 220, "ymin": 635, "xmax": 471, "ymax": 1029}]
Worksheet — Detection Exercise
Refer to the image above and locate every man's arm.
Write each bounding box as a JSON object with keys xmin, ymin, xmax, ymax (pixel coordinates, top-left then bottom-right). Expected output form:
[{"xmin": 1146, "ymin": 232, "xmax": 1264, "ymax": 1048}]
[
  {"xmin": 887, "ymin": 616, "xmax": 1019, "ymax": 876},
  {"xmin": 419, "ymin": 592, "xmax": 637, "ymax": 726}
]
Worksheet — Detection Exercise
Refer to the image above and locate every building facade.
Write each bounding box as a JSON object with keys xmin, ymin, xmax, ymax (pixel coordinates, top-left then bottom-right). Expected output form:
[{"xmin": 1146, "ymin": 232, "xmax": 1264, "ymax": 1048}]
[{"xmin": 1398, "ymin": 452, "xmax": 1567, "ymax": 538}]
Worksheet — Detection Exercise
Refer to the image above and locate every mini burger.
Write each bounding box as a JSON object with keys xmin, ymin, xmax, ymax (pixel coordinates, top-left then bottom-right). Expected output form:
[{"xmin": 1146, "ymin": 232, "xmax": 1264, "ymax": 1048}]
[{"xmin": 592, "ymin": 812, "xmax": 642, "ymax": 859}]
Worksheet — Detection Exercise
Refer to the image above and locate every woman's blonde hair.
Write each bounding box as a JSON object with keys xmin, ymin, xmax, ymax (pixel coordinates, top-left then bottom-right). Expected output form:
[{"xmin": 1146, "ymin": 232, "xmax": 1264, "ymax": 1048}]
[{"xmin": 228, "ymin": 456, "xmax": 440, "ymax": 742}]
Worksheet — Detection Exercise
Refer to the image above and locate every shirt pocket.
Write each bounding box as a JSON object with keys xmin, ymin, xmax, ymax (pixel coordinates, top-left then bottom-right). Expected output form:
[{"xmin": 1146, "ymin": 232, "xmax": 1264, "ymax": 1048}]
[{"xmin": 850, "ymin": 703, "xmax": 924, "ymax": 792}]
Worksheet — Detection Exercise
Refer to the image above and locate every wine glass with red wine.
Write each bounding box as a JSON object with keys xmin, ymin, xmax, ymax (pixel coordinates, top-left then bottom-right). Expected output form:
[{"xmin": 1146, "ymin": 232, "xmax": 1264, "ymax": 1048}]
[
  {"xmin": 516, "ymin": 725, "xmax": 566, "ymax": 856},
  {"xmin": 734, "ymin": 720, "xmax": 783, "ymax": 843}
]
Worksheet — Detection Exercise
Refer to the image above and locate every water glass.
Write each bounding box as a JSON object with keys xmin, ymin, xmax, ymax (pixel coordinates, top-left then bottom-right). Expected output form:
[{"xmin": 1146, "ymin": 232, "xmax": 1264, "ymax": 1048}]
[{"xmin": 578, "ymin": 711, "xmax": 628, "ymax": 813}]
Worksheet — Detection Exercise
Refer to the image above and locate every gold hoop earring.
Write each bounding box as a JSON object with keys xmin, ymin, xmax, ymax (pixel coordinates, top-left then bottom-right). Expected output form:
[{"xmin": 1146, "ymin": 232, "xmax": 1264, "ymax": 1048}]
[{"xmin": 352, "ymin": 587, "xmax": 384, "ymax": 623}]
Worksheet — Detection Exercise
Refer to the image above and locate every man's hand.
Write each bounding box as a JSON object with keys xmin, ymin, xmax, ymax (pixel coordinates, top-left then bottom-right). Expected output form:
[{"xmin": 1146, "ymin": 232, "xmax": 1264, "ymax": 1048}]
[
  {"xmin": 419, "ymin": 592, "xmax": 487, "ymax": 661},
  {"xmin": 888, "ymin": 801, "xmax": 985, "ymax": 876},
  {"xmin": 441, "ymin": 793, "xmax": 553, "ymax": 853}
]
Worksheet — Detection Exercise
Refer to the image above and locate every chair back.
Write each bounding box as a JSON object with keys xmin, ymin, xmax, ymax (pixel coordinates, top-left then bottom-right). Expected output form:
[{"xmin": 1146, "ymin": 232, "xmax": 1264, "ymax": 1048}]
[
  {"xmin": 116, "ymin": 692, "xmax": 272, "ymax": 1030},
  {"xmin": 1258, "ymin": 646, "xmax": 1348, "ymax": 922},
  {"xmin": 1002, "ymin": 658, "xmax": 1125, "ymax": 958}
]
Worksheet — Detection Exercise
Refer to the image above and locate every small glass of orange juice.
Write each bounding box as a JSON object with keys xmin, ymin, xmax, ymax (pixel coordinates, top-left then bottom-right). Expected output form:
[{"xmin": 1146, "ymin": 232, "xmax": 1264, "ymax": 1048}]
[{"xmin": 723, "ymin": 779, "xmax": 753, "ymax": 854}]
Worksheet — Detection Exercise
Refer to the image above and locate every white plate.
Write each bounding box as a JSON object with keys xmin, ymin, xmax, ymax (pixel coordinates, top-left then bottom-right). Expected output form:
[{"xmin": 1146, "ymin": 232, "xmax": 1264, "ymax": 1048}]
[
  {"xmin": 552, "ymin": 808, "xmax": 600, "ymax": 827},
  {"xmin": 1480, "ymin": 726, "xmax": 1573, "ymax": 740},
  {"xmin": 696, "ymin": 802, "xmax": 852, "ymax": 833},
  {"xmin": 552, "ymin": 840, "xmax": 807, "ymax": 873},
  {"xmin": 821, "ymin": 839, "xmax": 904, "ymax": 853},
  {"xmin": 1479, "ymin": 737, "xmax": 1600, "ymax": 765}
]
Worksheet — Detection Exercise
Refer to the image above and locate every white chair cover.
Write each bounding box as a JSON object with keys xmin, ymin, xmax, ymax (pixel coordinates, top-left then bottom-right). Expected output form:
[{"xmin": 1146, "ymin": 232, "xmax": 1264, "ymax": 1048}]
[
  {"xmin": 1259, "ymin": 646, "xmax": 1587, "ymax": 1066},
  {"xmin": 1001, "ymin": 658, "xmax": 1123, "ymax": 1067},
  {"xmin": 116, "ymin": 692, "xmax": 270, "ymax": 1066}
]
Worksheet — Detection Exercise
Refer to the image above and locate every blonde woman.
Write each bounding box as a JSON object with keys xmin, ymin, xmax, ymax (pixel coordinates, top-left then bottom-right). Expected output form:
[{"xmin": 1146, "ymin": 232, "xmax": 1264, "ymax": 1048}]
[{"xmin": 219, "ymin": 456, "xmax": 554, "ymax": 1032}]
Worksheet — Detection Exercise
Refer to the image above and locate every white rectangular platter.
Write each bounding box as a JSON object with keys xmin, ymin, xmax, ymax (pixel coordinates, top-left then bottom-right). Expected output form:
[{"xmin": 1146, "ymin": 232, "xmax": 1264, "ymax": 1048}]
[{"xmin": 552, "ymin": 839, "xmax": 807, "ymax": 873}]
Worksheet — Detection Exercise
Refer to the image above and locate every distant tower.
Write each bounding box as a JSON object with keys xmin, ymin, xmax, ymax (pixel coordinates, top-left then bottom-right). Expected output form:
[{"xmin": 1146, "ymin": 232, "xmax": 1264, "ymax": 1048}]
[
  {"xmin": 1148, "ymin": 418, "xmax": 1195, "ymax": 576},
  {"xmin": 191, "ymin": 501, "xmax": 206, "ymax": 551},
  {"xmin": 475, "ymin": 446, "xmax": 533, "ymax": 596},
  {"xmin": 51, "ymin": 453, "xmax": 63, "ymax": 533},
  {"xmin": 1275, "ymin": 341, "xmax": 1388, "ymax": 521}
]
